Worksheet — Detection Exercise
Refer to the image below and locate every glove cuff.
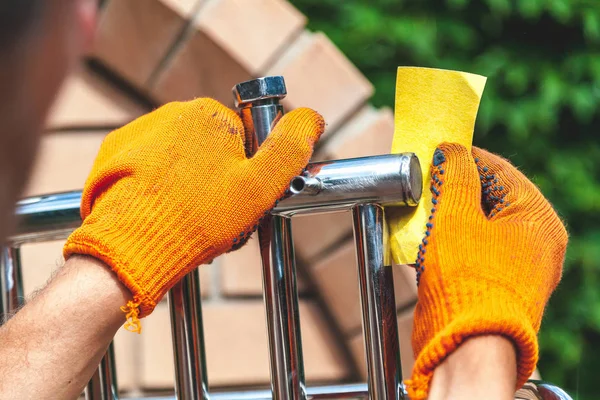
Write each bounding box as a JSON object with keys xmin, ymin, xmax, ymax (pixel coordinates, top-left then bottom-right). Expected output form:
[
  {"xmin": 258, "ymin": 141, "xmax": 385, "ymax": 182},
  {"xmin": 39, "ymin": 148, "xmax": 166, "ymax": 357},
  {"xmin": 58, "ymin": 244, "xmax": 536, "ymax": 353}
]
[
  {"xmin": 63, "ymin": 229, "xmax": 159, "ymax": 319},
  {"xmin": 407, "ymin": 282, "xmax": 538, "ymax": 399}
]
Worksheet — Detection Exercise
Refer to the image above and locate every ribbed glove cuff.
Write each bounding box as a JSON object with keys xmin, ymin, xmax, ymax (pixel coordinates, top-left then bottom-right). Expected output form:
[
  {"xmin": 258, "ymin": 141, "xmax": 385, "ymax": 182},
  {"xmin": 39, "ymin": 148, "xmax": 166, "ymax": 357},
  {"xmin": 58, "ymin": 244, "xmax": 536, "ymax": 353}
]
[{"xmin": 407, "ymin": 281, "xmax": 538, "ymax": 400}]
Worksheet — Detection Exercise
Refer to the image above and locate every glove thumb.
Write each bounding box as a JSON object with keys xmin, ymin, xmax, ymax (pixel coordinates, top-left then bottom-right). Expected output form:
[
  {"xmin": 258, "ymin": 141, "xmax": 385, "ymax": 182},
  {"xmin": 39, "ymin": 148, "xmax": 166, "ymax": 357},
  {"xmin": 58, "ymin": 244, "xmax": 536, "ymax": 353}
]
[{"xmin": 248, "ymin": 108, "xmax": 325, "ymax": 197}]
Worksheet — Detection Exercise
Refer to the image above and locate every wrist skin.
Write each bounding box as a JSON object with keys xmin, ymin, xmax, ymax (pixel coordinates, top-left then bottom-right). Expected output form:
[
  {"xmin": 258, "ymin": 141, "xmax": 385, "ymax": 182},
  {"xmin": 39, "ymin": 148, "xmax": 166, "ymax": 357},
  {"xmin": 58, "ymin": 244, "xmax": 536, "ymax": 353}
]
[
  {"xmin": 427, "ymin": 335, "xmax": 517, "ymax": 400},
  {"xmin": 0, "ymin": 255, "xmax": 131, "ymax": 399}
]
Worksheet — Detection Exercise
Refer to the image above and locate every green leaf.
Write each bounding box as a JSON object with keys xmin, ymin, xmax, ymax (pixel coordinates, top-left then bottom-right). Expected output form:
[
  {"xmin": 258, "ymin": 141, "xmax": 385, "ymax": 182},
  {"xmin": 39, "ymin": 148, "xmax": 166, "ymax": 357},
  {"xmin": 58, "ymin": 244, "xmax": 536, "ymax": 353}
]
[
  {"xmin": 583, "ymin": 10, "xmax": 600, "ymax": 42},
  {"xmin": 485, "ymin": 0, "xmax": 512, "ymax": 15},
  {"xmin": 504, "ymin": 64, "xmax": 530, "ymax": 94},
  {"xmin": 548, "ymin": 0, "xmax": 573, "ymax": 22},
  {"xmin": 517, "ymin": 0, "xmax": 544, "ymax": 19}
]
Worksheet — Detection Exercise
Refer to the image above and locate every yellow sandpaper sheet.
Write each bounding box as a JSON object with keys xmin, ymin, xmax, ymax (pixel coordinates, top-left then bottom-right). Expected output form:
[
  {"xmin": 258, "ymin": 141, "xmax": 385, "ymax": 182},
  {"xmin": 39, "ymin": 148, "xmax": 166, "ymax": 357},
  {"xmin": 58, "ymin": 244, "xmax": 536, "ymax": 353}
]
[{"xmin": 387, "ymin": 67, "xmax": 487, "ymax": 265}]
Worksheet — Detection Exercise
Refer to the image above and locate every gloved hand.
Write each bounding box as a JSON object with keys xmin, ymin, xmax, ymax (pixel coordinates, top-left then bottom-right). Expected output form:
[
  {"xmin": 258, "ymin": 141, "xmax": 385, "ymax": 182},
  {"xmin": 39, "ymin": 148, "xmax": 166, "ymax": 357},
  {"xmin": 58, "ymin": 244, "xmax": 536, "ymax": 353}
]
[
  {"xmin": 63, "ymin": 98, "xmax": 324, "ymax": 331},
  {"xmin": 406, "ymin": 143, "xmax": 568, "ymax": 399}
]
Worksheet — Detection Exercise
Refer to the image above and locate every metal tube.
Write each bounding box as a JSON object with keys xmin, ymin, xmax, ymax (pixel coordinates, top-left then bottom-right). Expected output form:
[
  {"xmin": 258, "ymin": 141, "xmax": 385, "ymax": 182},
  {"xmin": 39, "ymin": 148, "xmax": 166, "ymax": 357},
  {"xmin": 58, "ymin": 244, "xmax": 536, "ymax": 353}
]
[
  {"xmin": 234, "ymin": 76, "xmax": 306, "ymax": 400},
  {"xmin": 9, "ymin": 152, "xmax": 424, "ymax": 240},
  {"xmin": 119, "ymin": 383, "xmax": 371, "ymax": 400},
  {"xmin": 0, "ymin": 247, "xmax": 24, "ymax": 319},
  {"xmin": 168, "ymin": 268, "xmax": 210, "ymax": 400},
  {"xmin": 275, "ymin": 154, "xmax": 422, "ymax": 215},
  {"xmin": 352, "ymin": 204, "xmax": 403, "ymax": 400},
  {"xmin": 85, "ymin": 343, "xmax": 119, "ymax": 400},
  {"xmin": 115, "ymin": 379, "xmax": 572, "ymax": 400},
  {"xmin": 10, "ymin": 191, "xmax": 82, "ymax": 245},
  {"xmin": 259, "ymin": 215, "xmax": 305, "ymax": 400}
]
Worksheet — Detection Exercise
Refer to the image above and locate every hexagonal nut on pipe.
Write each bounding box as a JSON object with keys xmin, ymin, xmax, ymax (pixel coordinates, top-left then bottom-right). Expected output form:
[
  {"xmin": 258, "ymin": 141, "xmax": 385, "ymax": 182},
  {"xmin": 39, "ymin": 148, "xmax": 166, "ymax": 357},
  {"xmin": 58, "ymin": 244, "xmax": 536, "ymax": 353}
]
[{"xmin": 232, "ymin": 76, "xmax": 287, "ymax": 108}]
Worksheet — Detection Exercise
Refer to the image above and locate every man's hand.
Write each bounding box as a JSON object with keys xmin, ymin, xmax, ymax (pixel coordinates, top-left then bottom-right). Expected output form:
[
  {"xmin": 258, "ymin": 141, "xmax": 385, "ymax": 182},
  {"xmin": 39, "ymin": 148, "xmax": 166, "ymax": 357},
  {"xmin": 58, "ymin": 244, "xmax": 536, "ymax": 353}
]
[
  {"xmin": 0, "ymin": 256, "xmax": 130, "ymax": 399},
  {"xmin": 407, "ymin": 143, "xmax": 568, "ymax": 399},
  {"xmin": 63, "ymin": 98, "xmax": 324, "ymax": 325}
]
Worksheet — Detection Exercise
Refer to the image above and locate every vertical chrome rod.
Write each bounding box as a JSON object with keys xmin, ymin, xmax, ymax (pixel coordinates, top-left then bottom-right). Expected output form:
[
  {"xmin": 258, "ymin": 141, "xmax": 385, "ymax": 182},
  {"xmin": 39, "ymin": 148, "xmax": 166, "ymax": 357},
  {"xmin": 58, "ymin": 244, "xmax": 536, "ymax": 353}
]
[
  {"xmin": 352, "ymin": 204, "xmax": 403, "ymax": 400},
  {"xmin": 234, "ymin": 76, "xmax": 305, "ymax": 400},
  {"xmin": 0, "ymin": 246, "xmax": 24, "ymax": 319},
  {"xmin": 85, "ymin": 343, "xmax": 119, "ymax": 400},
  {"xmin": 168, "ymin": 268, "xmax": 209, "ymax": 400},
  {"xmin": 259, "ymin": 215, "xmax": 305, "ymax": 400}
]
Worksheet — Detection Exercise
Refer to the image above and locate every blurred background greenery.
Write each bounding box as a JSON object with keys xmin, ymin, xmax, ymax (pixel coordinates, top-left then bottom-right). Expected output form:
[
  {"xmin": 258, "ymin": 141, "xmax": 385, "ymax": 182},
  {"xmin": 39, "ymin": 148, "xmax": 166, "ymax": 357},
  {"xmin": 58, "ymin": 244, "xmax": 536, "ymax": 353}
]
[{"xmin": 294, "ymin": 0, "xmax": 600, "ymax": 398}]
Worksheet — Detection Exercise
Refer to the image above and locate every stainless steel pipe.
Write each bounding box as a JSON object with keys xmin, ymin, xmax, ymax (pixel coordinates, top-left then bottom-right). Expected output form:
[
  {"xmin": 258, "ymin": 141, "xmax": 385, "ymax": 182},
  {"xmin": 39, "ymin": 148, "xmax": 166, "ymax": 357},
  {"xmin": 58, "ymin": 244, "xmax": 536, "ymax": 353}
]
[
  {"xmin": 0, "ymin": 247, "xmax": 24, "ymax": 317},
  {"xmin": 234, "ymin": 76, "xmax": 306, "ymax": 400},
  {"xmin": 233, "ymin": 76, "xmax": 286, "ymax": 155},
  {"xmin": 9, "ymin": 191, "xmax": 82, "ymax": 245},
  {"xmin": 274, "ymin": 154, "xmax": 422, "ymax": 215},
  {"xmin": 168, "ymin": 269, "xmax": 210, "ymax": 400},
  {"xmin": 115, "ymin": 380, "xmax": 571, "ymax": 400},
  {"xmin": 352, "ymin": 204, "xmax": 403, "ymax": 400},
  {"xmin": 259, "ymin": 215, "xmax": 306, "ymax": 399},
  {"xmin": 85, "ymin": 343, "xmax": 119, "ymax": 400}
]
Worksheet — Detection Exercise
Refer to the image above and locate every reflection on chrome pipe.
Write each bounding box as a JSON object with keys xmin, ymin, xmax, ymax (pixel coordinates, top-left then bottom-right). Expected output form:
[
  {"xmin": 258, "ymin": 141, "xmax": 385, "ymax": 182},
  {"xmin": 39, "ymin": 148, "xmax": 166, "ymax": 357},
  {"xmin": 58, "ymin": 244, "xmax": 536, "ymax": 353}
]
[
  {"xmin": 352, "ymin": 204, "xmax": 403, "ymax": 400},
  {"xmin": 85, "ymin": 343, "xmax": 119, "ymax": 400},
  {"xmin": 0, "ymin": 247, "xmax": 24, "ymax": 319},
  {"xmin": 10, "ymin": 191, "xmax": 82, "ymax": 245},
  {"xmin": 259, "ymin": 215, "xmax": 305, "ymax": 400},
  {"xmin": 233, "ymin": 76, "xmax": 286, "ymax": 156},
  {"xmin": 168, "ymin": 269, "xmax": 209, "ymax": 400},
  {"xmin": 116, "ymin": 380, "xmax": 571, "ymax": 400},
  {"xmin": 120, "ymin": 383, "xmax": 372, "ymax": 400},
  {"xmin": 516, "ymin": 381, "xmax": 573, "ymax": 400},
  {"xmin": 275, "ymin": 154, "xmax": 422, "ymax": 215}
]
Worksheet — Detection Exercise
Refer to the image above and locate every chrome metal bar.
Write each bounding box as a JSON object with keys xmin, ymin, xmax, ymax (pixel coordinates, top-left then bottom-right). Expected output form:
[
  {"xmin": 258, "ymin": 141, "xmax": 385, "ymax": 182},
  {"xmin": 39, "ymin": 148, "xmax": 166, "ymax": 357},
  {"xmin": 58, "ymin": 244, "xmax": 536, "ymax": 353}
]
[
  {"xmin": 85, "ymin": 343, "xmax": 119, "ymax": 400},
  {"xmin": 9, "ymin": 191, "xmax": 81, "ymax": 245},
  {"xmin": 234, "ymin": 76, "xmax": 306, "ymax": 400},
  {"xmin": 0, "ymin": 246, "xmax": 24, "ymax": 319},
  {"xmin": 168, "ymin": 268, "xmax": 209, "ymax": 400},
  {"xmin": 352, "ymin": 204, "xmax": 403, "ymax": 400},
  {"xmin": 120, "ymin": 383, "xmax": 371, "ymax": 400},
  {"xmin": 259, "ymin": 215, "xmax": 305, "ymax": 400},
  {"xmin": 117, "ymin": 380, "xmax": 573, "ymax": 400},
  {"xmin": 275, "ymin": 154, "xmax": 422, "ymax": 215}
]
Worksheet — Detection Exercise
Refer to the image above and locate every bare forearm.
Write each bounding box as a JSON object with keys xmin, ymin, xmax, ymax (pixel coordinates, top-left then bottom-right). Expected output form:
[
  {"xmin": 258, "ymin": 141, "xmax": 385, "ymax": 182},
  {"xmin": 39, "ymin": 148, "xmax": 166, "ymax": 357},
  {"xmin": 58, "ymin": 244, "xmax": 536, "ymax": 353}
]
[
  {"xmin": 0, "ymin": 255, "xmax": 130, "ymax": 399},
  {"xmin": 428, "ymin": 336, "xmax": 517, "ymax": 400}
]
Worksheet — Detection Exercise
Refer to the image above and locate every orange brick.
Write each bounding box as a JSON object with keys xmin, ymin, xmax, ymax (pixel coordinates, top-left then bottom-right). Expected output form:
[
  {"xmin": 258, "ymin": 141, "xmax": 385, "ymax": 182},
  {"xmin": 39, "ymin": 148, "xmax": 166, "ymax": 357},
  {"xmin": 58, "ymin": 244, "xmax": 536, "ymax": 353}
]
[
  {"xmin": 310, "ymin": 240, "xmax": 417, "ymax": 335},
  {"xmin": 393, "ymin": 264, "xmax": 418, "ymax": 310},
  {"xmin": 112, "ymin": 327, "xmax": 142, "ymax": 391},
  {"xmin": 20, "ymin": 240, "xmax": 65, "ymax": 298},
  {"xmin": 45, "ymin": 68, "xmax": 146, "ymax": 131},
  {"xmin": 23, "ymin": 131, "xmax": 108, "ymax": 197},
  {"xmin": 219, "ymin": 236, "xmax": 307, "ymax": 296},
  {"xmin": 91, "ymin": 0, "xmax": 202, "ymax": 90},
  {"xmin": 265, "ymin": 31, "xmax": 373, "ymax": 135},
  {"xmin": 349, "ymin": 307, "xmax": 415, "ymax": 380},
  {"xmin": 194, "ymin": 0, "xmax": 305, "ymax": 74},
  {"xmin": 140, "ymin": 300, "xmax": 350, "ymax": 388},
  {"xmin": 150, "ymin": 0, "xmax": 304, "ymax": 105},
  {"xmin": 291, "ymin": 211, "xmax": 353, "ymax": 263},
  {"xmin": 149, "ymin": 28, "xmax": 250, "ymax": 105},
  {"xmin": 317, "ymin": 106, "xmax": 394, "ymax": 161}
]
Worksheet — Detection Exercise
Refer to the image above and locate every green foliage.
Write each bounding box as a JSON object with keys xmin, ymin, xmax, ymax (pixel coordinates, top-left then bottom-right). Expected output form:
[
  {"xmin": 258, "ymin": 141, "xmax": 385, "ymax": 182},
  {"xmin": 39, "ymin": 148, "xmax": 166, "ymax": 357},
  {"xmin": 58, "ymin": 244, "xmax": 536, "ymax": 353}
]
[{"xmin": 293, "ymin": 0, "xmax": 600, "ymax": 397}]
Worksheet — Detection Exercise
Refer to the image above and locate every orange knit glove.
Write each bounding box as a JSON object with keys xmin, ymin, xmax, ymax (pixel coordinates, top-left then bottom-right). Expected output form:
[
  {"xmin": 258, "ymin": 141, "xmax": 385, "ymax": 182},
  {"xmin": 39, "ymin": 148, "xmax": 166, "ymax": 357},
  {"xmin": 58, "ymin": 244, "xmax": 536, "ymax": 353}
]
[
  {"xmin": 63, "ymin": 98, "xmax": 324, "ymax": 330},
  {"xmin": 406, "ymin": 143, "xmax": 568, "ymax": 399}
]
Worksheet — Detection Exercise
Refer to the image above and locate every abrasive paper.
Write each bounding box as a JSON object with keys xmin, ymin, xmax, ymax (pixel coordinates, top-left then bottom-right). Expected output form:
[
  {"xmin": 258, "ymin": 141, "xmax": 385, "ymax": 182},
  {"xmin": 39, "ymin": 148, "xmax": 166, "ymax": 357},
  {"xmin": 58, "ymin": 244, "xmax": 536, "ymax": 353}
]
[{"xmin": 387, "ymin": 67, "xmax": 486, "ymax": 265}]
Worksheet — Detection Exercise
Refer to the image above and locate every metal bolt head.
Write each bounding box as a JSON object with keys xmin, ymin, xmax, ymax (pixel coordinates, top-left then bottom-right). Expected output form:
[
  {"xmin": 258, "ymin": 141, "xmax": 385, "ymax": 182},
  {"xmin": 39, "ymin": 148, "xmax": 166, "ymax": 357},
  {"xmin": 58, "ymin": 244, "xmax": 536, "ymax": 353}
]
[{"xmin": 232, "ymin": 76, "xmax": 287, "ymax": 108}]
